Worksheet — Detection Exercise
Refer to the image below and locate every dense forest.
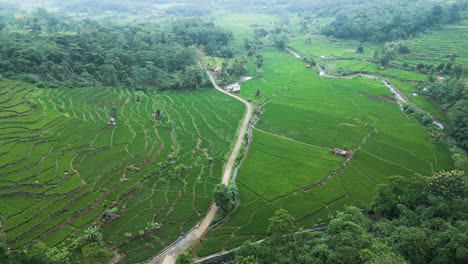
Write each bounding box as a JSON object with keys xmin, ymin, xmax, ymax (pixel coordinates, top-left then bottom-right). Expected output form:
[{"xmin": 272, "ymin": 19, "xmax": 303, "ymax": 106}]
[
  {"xmin": 223, "ymin": 170, "xmax": 467, "ymax": 264},
  {"xmin": 0, "ymin": 9, "xmax": 234, "ymax": 90},
  {"xmin": 422, "ymin": 79, "xmax": 468, "ymax": 150},
  {"xmin": 321, "ymin": 1, "xmax": 467, "ymax": 41}
]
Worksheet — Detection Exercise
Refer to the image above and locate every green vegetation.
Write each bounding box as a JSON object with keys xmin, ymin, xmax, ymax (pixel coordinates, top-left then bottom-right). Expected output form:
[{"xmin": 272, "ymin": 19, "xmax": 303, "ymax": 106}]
[
  {"xmin": 0, "ymin": 80, "xmax": 244, "ymax": 262},
  {"xmin": 196, "ymin": 47, "xmax": 454, "ymax": 255},
  {"xmin": 231, "ymin": 170, "xmax": 467, "ymax": 263},
  {"xmin": 0, "ymin": 1, "xmax": 466, "ymax": 262},
  {"xmin": 1, "ymin": 226, "xmax": 111, "ymax": 264},
  {"xmin": 322, "ymin": 1, "xmax": 466, "ymax": 41},
  {"xmin": 0, "ymin": 11, "xmax": 234, "ymax": 90}
]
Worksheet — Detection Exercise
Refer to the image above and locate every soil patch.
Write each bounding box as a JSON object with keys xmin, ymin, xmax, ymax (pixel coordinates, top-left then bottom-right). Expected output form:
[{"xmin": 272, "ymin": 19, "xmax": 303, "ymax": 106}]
[{"xmin": 358, "ymin": 91, "xmax": 397, "ymax": 105}]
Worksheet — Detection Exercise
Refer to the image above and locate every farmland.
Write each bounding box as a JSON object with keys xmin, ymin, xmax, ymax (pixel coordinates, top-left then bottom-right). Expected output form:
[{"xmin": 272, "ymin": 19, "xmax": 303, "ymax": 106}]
[
  {"xmin": 196, "ymin": 48, "xmax": 454, "ymax": 256},
  {"xmin": 288, "ymin": 21, "xmax": 468, "ymax": 124},
  {"xmin": 398, "ymin": 20, "xmax": 468, "ymax": 68},
  {"xmin": 0, "ymin": 81, "xmax": 244, "ymax": 263}
]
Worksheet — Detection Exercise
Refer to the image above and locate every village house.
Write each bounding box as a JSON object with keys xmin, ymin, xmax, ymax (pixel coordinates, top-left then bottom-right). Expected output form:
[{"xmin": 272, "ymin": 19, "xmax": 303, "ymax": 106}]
[{"xmin": 226, "ymin": 83, "xmax": 241, "ymax": 93}]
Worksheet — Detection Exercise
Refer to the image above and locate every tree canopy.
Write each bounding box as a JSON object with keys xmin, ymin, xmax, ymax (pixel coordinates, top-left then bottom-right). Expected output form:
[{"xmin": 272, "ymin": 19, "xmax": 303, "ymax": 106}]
[
  {"xmin": 0, "ymin": 10, "xmax": 234, "ymax": 90},
  {"xmin": 232, "ymin": 170, "xmax": 468, "ymax": 264}
]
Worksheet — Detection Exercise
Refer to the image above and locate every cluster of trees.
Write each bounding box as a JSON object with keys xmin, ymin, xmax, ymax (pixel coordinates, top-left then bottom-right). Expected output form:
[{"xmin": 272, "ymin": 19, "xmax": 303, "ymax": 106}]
[
  {"xmin": 420, "ymin": 79, "xmax": 467, "ymax": 150},
  {"xmin": 0, "ymin": 10, "xmax": 235, "ymax": 90},
  {"xmin": 171, "ymin": 19, "xmax": 235, "ymax": 58},
  {"xmin": 53, "ymin": 0, "xmax": 149, "ymax": 15},
  {"xmin": 165, "ymin": 5, "xmax": 211, "ymax": 17},
  {"xmin": 213, "ymin": 183, "xmax": 239, "ymax": 215},
  {"xmin": 374, "ymin": 41, "xmax": 411, "ymax": 66},
  {"xmin": 321, "ymin": 1, "xmax": 466, "ymax": 41},
  {"xmin": 0, "ymin": 2, "xmax": 18, "ymax": 29},
  {"xmin": 416, "ymin": 60, "xmax": 465, "ymax": 80},
  {"xmin": 230, "ymin": 170, "xmax": 467, "ymax": 264},
  {"xmin": 0, "ymin": 226, "xmax": 110, "ymax": 264}
]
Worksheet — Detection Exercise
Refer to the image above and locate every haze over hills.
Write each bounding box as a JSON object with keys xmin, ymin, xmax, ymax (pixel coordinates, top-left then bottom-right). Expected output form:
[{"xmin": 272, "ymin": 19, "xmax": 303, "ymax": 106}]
[{"xmin": 0, "ymin": 1, "xmax": 466, "ymax": 263}]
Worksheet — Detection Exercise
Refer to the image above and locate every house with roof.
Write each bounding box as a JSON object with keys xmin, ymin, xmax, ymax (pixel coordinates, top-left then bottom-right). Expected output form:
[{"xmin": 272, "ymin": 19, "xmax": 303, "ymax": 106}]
[{"xmin": 226, "ymin": 83, "xmax": 241, "ymax": 93}]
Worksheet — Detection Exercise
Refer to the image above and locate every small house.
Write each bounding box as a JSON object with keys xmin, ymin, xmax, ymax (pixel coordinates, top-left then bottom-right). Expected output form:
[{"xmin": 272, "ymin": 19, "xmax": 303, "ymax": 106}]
[
  {"xmin": 333, "ymin": 148, "xmax": 352, "ymax": 158},
  {"xmin": 436, "ymin": 76, "xmax": 445, "ymax": 82},
  {"xmin": 108, "ymin": 117, "xmax": 117, "ymax": 127},
  {"xmin": 306, "ymin": 64, "xmax": 312, "ymax": 68},
  {"xmin": 214, "ymin": 66, "xmax": 222, "ymax": 73},
  {"xmin": 226, "ymin": 83, "xmax": 241, "ymax": 93}
]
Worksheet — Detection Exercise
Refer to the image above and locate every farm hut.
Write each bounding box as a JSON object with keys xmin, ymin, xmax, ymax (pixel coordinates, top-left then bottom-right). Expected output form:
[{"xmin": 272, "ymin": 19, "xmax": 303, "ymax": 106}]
[
  {"xmin": 422, "ymin": 88, "xmax": 430, "ymax": 93},
  {"xmin": 214, "ymin": 66, "xmax": 222, "ymax": 72},
  {"xmin": 108, "ymin": 117, "xmax": 117, "ymax": 127},
  {"xmin": 333, "ymin": 148, "xmax": 353, "ymax": 158},
  {"xmin": 436, "ymin": 76, "xmax": 445, "ymax": 82},
  {"xmin": 227, "ymin": 83, "xmax": 241, "ymax": 93},
  {"xmin": 306, "ymin": 64, "xmax": 312, "ymax": 68}
]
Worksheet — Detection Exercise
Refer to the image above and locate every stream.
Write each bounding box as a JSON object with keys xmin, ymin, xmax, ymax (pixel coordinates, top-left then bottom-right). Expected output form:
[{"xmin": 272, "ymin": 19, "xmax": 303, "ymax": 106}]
[{"xmin": 306, "ymin": 54, "xmax": 444, "ymax": 129}]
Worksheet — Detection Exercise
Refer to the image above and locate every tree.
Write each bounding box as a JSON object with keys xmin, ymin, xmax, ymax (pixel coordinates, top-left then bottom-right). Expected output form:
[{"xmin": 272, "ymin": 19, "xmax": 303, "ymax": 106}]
[
  {"xmin": 372, "ymin": 51, "xmax": 379, "ymax": 63},
  {"xmin": 427, "ymin": 170, "xmax": 466, "ymax": 200},
  {"xmin": 213, "ymin": 183, "xmax": 238, "ymax": 215},
  {"xmin": 255, "ymin": 89, "xmax": 261, "ymax": 98},
  {"xmin": 447, "ymin": 99, "xmax": 468, "ymax": 150},
  {"xmin": 267, "ymin": 209, "xmax": 296, "ymax": 237},
  {"xmin": 99, "ymin": 64, "xmax": 117, "ymax": 86},
  {"xmin": 83, "ymin": 226, "xmax": 102, "ymax": 244},
  {"xmin": 356, "ymin": 45, "xmax": 364, "ymax": 53},
  {"xmin": 154, "ymin": 109, "xmax": 163, "ymax": 122},
  {"xmin": 176, "ymin": 250, "xmax": 194, "ymax": 264},
  {"xmin": 254, "ymin": 54, "xmax": 263, "ymax": 68},
  {"xmin": 239, "ymin": 255, "xmax": 259, "ymax": 264},
  {"xmin": 80, "ymin": 242, "xmax": 111, "ymax": 264},
  {"xmin": 109, "ymin": 107, "xmax": 117, "ymax": 119},
  {"xmin": 272, "ymin": 34, "xmax": 288, "ymax": 50},
  {"xmin": 452, "ymin": 64, "xmax": 464, "ymax": 80},
  {"xmin": 256, "ymin": 69, "xmax": 264, "ymax": 79}
]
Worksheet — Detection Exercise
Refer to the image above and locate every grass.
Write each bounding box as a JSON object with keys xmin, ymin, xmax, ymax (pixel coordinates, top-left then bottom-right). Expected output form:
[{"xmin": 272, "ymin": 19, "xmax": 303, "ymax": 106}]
[
  {"xmin": 197, "ymin": 47, "xmax": 453, "ymax": 256},
  {"xmin": 0, "ymin": 81, "xmax": 244, "ymax": 263}
]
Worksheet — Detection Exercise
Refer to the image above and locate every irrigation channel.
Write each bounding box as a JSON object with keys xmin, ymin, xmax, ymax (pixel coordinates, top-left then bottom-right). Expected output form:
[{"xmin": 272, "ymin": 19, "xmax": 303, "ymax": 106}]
[
  {"xmin": 135, "ymin": 71, "xmax": 253, "ymax": 264},
  {"xmin": 286, "ymin": 48, "xmax": 445, "ymax": 129}
]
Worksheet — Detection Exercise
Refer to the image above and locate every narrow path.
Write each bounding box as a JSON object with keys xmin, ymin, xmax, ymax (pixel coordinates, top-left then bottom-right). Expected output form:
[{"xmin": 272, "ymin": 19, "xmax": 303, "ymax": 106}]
[{"xmin": 139, "ymin": 71, "xmax": 252, "ymax": 264}]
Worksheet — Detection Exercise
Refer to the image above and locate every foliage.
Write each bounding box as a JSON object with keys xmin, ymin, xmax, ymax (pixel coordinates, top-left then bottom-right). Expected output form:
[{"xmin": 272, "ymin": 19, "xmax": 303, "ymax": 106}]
[
  {"xmin": 1, "ymin": 229, "xmax": 110, "ymax": 264},
  {"xmin": 447, "ymin": 99, "xmax": 468, "ymax": 150},
  {"xmin": 176, "ymin": 249, "xmax": 194, "ymax": 264},
  {"xmin": 213, "ymin": 183, "xmax": 239, "ymax": 215},
  {"xmin": 232, "ymin": 169, "xmax": 467, "ymax": 264},
  {"xmin": 0, "ymin": 12, "xmax": 236, "ymax": 90},
  {"xmin": 423, "ymin": 79, "xmax": 467, "ymax": 150},
  {"xmin": 267, "ymin": 209, "xmax": 296, "ymax": 237},
  {"xmin": 321, "ymin": 1, "xmax": 466, "ymax": 41}
]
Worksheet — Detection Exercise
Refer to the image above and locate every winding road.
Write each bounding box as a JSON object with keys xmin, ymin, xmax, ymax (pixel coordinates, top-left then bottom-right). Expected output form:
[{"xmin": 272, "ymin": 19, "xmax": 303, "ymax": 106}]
[{"xmin": 140, "ymin": 71, "xmax": 252, "ymax": 264}]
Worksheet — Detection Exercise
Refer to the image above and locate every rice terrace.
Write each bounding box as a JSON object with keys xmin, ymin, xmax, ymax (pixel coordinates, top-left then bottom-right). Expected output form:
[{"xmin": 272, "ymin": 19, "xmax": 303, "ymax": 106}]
[{"xmin": 0, "ymin": 1, "xmax": 467, "ymax": 264}]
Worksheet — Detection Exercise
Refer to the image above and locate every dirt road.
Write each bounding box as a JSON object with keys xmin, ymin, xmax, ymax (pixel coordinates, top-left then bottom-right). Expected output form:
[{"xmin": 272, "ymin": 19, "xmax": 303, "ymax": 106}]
[{"xmin": 141, "ymin": 71, "xmax": 252, "ymax": 264}]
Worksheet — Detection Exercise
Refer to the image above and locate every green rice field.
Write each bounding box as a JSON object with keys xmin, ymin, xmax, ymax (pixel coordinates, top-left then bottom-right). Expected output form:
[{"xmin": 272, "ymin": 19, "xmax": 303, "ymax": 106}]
[
  {"xmin": 399, "ymin": 21, "xmax": 468, "ymax": 68},
  {"xmin": 0, "ymin": 81, "xmax": 244, "ymax": 263},
  {"xmin": 197, "ymin": 48, "xmax": 454, "ymax": 256}
]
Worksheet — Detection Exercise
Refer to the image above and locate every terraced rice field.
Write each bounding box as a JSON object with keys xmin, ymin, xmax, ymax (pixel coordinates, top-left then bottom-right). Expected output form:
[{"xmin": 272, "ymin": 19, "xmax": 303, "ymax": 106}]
[
  {"xmin": 399, "ymin": 21, "xmax": 468, "ymax": 68},
  {"xmin": 197, "ymin": 48, "xmax": 454, "ymax": 256},
  {"xmin": 0, "ymin": 81, "xmax": 244, "ymax": 263}
]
